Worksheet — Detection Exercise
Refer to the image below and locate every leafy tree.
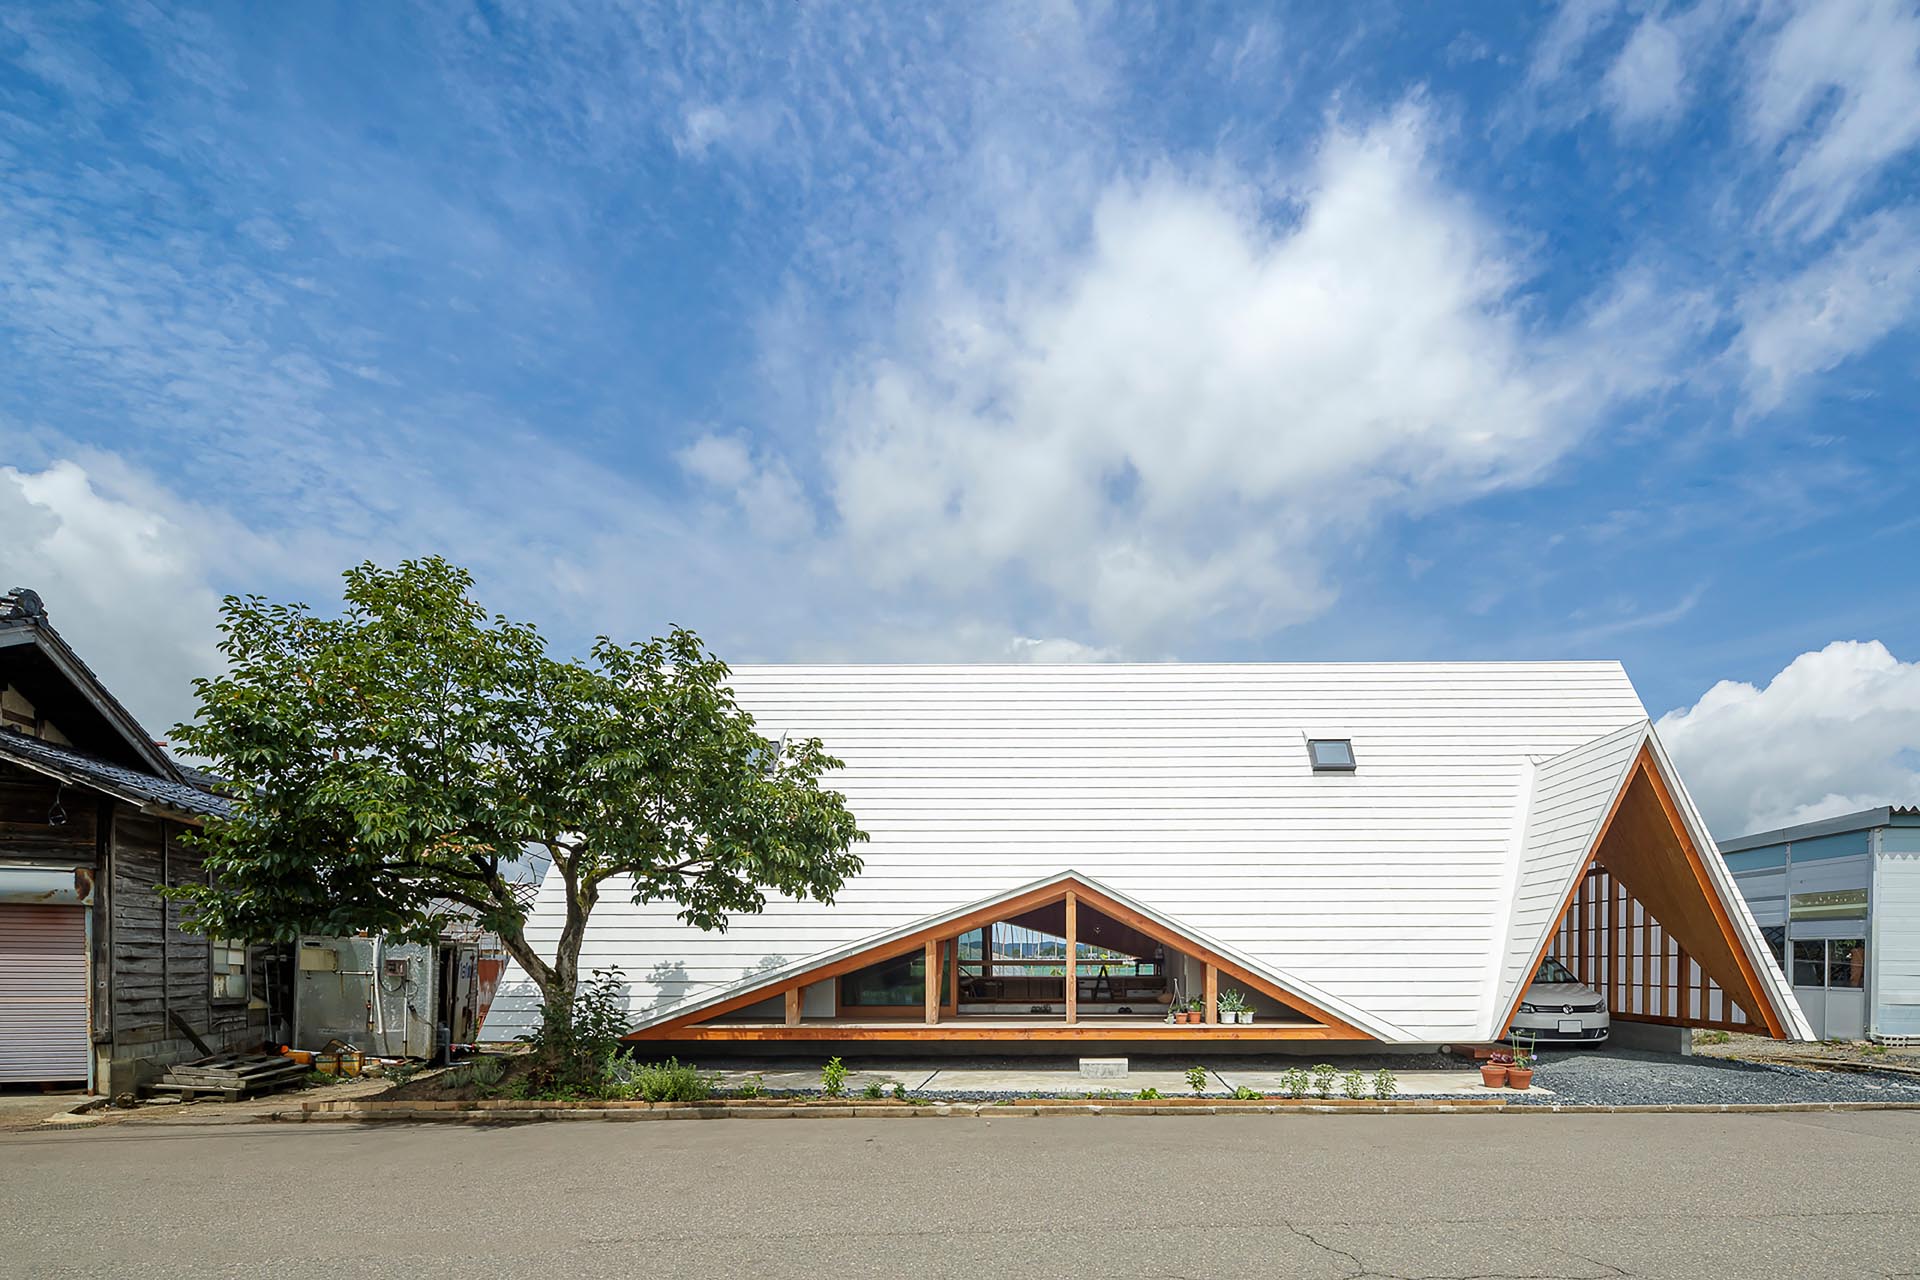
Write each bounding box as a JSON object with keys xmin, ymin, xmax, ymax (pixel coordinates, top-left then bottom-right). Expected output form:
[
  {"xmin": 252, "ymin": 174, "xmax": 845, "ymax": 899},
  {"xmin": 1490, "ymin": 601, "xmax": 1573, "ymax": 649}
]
[{"xmin": 168, "ymin": 557, "xmax": 867, "ymax": 1036}]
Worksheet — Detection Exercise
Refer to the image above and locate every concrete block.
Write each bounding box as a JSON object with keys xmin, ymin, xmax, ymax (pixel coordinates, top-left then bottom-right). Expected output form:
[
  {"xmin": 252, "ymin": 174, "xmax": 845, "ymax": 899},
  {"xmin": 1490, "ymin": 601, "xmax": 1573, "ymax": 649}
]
[
  {"xmin": 1607, "ymin": 1020, "xmax": 1692, "ymax": 1055},
  {"xmin": 1079, "ymin": 1057, "xmax": 1128, "ymax": 1078}
]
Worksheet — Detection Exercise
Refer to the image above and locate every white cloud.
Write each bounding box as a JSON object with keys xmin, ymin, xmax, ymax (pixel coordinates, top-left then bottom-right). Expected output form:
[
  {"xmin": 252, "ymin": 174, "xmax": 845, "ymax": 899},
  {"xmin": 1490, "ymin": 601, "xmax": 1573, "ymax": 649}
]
[
  {"xmin": 1657, "ymin": 640, "xmax": 1920, "ymax": 836},
  {"xmin": 1005, "ymin": 635, "xmax": 1121, "ymax": 663},
  {"xmin": 672, "ymin": 101, "xmax": 780, "ymax": 160},
  {"xmin": 676, "ymin": 432, "xmax": 815, "ymax": 542},
  {"xmin": 0, "ymin": 460, "xmax": 227, "ymax": 737},
  {"xmin": 1529, "ymin": 0, "xmax": 1621, "ymax": 89},
  {"xmin": 819, "ymin": 106, "xmax": 1688, "ymax": 647},
  {"xmin": 1603, "ymin": 15, "xmax": 1687, "ymax": 128},
  {"xmin": 1735, "ymin": 209, "xmax": 1920, "ymax": 411},
  {"xmin": 1746, "ymin": 0, "xmax": 1920, "ymax": 238}
]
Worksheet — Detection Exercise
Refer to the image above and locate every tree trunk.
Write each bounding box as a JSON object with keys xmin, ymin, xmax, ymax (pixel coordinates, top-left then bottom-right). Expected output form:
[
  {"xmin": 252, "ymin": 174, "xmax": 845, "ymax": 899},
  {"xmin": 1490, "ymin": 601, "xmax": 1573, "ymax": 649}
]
[{"xmin": 494, "ymin": 868, "xmax": 596, "ymax": 1027}]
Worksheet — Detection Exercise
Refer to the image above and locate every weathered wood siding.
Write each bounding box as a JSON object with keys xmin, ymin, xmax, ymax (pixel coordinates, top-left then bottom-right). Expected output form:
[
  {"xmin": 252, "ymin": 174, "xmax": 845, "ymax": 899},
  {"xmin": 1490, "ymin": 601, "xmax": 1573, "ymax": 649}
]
[
  {"xmin": 0, "ymin": 763, "xmax": 97, "ymax": 864},
  {"xmin": 108, "ymin": 809, "xmax": 257, "ymax": 1054}
]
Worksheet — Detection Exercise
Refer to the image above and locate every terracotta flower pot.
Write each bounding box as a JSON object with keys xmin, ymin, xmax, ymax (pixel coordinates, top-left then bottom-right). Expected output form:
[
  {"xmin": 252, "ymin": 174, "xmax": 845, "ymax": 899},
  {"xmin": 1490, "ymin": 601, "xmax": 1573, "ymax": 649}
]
[
  {"xmin": 1507, "ymin": 1066, "xmax": 1533, "ymax": 1090},
  {"xmin": 1479, "ymin": 1063, "xmax": 1509, "ymax": 1088}
]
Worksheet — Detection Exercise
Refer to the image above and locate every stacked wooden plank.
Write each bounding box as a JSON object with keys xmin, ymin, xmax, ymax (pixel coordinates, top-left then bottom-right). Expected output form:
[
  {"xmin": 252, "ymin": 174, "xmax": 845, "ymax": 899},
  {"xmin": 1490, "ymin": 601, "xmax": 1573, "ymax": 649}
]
[{"xmin": 148, "ymin": 1052, "xmax": 307, "ymax": 1101}]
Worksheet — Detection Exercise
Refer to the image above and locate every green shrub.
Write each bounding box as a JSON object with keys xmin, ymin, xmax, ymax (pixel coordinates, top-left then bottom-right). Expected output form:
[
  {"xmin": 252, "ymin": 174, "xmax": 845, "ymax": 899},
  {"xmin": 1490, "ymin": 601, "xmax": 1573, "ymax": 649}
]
[
  {"xmin": 1278, "ymin": 1067, "xmax": 1311, "ymax": 1098},
  {"xmin": 1134, "ymin": 1086, "xmax": 1162, "ymax": 1100},
  {"xmin": 821, "ymin": 1056, "xmax": 850, "ymax": 1097},
  {"xmin": 890, "ymin": 1082, "xmax": 910, "ymax": 1100},
  {"xmin": 1371, "ymin": 1068, "xmax": 1398, "ymax": 1099},
  {"xmin": 1311, "ymin": 1063, "xmax": 1337, "ymax": 1099},
  {"xmin": 520, "ymin": 967, "xmax": 632, "ymax": 1096},
  {"xmin": 862, "ymin": 1080, "xmax": 885, "ymax": 1100},
  {"xmin": 1341, "ymin": 1070, "xmax": 1366, "ymax": 1099},
  {"xmin": 1184, "ymin": 1065, "xmax": 1210, "ymax": 1095},
  {"xmin": 468, "ymin": 1056, "xmax": 506, "ymax": 1087},
  {"xmin": 620, "ymin": 1057, "xmax": 718, "ymax": 1103},
  {"xmin": 736, "ymin": 1075, "xmax": 765, "ymax": 1098},
  {"xmin": 1230, "ymin": 1085, "xmax": 1261, "ymax": 1100}
]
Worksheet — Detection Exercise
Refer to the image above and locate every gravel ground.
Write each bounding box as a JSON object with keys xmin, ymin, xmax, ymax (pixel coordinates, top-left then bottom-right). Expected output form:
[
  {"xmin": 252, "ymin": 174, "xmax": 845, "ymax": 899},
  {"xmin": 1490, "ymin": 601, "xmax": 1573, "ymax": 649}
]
[
  {"xmin": 703, "ymin": 1048, "xmax": 1920, "ymax": 1106},
  {"xmin": 1509, "ymin": 1046, "xmax": 1920, "ymax": 1106}
]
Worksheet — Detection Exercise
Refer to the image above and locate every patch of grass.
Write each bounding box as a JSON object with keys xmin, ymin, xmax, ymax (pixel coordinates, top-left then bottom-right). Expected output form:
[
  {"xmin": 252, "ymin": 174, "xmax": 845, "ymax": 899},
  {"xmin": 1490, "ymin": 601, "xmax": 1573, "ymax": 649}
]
[
  {"xmin": 1695, "ymin": 1030, "xmax": 1733, "ymax": 1046},
  {"xmin": 735, "ymin": 1074, "xmax": 765, "ymax": 1098},
  {"xmin": 304, "ymin": 1070, "xmax": 341, "ymax": 1088}
]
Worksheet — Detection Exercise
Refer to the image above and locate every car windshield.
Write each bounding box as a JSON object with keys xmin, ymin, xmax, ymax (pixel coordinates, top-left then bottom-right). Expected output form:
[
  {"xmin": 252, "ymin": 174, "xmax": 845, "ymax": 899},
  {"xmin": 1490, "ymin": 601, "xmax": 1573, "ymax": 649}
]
[{"xmin": 1535, "ymin": 958, "xmax": 1578, "ymax": 985}]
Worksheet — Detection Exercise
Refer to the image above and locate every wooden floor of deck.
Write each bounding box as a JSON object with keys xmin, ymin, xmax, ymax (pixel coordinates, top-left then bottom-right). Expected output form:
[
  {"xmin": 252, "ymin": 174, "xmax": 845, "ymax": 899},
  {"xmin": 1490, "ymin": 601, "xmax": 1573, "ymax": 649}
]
[{"xmin": 629, "ymin": 1016, "xmax": 1340, "ymax": 1041}]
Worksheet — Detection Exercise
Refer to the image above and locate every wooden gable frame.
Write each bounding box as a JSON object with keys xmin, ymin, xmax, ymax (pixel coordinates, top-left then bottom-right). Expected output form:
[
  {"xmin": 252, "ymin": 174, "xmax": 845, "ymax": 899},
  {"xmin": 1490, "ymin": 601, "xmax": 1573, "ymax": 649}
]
[
  {"xmin": 626, "ymin": 874, "xmax": 1373, "ymax": 1042},
  {"xmin": 1500, "ymin": 743, "xmax": 1790, "ymax": 1039}
]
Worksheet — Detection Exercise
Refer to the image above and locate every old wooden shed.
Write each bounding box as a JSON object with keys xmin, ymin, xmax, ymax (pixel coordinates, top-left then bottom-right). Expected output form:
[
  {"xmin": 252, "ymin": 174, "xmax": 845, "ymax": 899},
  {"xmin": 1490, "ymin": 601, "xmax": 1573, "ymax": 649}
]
[{"xmin": 0, "ymin": 587, "xmax": 286, "ymax": 1094}]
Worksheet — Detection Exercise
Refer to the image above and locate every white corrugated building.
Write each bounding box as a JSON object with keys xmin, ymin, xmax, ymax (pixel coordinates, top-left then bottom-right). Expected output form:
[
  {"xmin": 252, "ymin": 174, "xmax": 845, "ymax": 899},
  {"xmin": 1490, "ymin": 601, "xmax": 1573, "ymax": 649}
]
[{"xmin": 483, "ymin": 663, "xmax": 1812, "ymax": 1048}]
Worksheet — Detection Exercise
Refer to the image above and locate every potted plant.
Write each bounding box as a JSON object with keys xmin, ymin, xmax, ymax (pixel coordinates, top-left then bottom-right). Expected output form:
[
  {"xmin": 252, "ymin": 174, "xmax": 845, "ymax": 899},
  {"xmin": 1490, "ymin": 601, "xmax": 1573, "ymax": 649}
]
[
  {"xmin": 1479, "ymin": 1051, "xmax": 1511, "ymax": 1089},
  {"xmin": 1216, "ymin": 989, "xmax": 1241, "ymax": 1024},
  {"xmin": 1186, "ymin": 997, "xmax": 1204, "ymax": 1024},
  {"xmin": 1507, "ymin": 1048, "xmax": 1534, "ymax": 1090}
]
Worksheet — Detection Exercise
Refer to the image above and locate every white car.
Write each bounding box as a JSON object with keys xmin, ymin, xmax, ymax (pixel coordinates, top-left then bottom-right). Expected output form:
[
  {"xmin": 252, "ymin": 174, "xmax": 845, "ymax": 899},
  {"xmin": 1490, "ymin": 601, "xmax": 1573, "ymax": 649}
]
[{"xmin": 1510, "ymin": 957, "xmax": 1610, "ymax": 1045}]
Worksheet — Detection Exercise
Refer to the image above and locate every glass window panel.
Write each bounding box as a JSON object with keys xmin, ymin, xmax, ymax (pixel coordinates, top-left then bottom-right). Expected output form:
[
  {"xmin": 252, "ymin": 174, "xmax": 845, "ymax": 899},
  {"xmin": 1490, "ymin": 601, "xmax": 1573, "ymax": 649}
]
[
  {"xmin": 1789, "ymin": 888, "xmax": 1868, "ymax": 920},
  {"xmin": 1792, "ymin": 940, "xmax": 1826, "ymax": 988},
  {"xmin": 1761, "ymin": 926, "xmax": 1786, "ymax": 969},
  {"xmin": 1308, "ymin": 739, "xmax": 1355, "ymax": 770},
  {"xmin": 1828, "ymin": 939, "xmax": 1866, "ymax": 989},
  {"xmin": 838, "ymin": 949, "xmax": 952, "ymax": 1007}
]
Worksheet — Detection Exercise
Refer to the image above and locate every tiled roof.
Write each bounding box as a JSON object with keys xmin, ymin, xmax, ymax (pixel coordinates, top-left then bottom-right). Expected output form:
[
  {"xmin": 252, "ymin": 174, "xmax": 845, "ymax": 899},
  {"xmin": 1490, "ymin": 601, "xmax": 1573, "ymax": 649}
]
[{"xmin": 0, "ymin": 728, "xmax": 231, "ymax": 819}]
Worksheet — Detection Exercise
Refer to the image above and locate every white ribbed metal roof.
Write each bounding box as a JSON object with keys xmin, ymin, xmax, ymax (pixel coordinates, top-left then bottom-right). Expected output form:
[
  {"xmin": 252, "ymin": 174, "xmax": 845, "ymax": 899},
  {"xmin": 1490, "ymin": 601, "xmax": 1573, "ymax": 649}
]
[{"xmin": 483, "ymin": 661, "xmax": 1793, "ymax": 1042}]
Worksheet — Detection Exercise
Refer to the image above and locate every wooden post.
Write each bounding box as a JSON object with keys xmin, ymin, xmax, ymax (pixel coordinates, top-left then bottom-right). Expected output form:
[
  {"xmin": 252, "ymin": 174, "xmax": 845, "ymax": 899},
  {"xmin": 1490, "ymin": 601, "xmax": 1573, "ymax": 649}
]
[
  {"xmin": 1640, "ymin": 903, "xmax": 1652, "ymax": 1018},
  {"xmin": 1204, "ymin": 963, "xmax": 1218, "ymax": 1025},
  {"xmin": 784, "ymin": 986, "xmax": 801, "ymax": 1027},
  {"xmin": 1675, "ymin": 943, "xmax": 1690, "ymax": 1023},
  {"xmin": 925, "ymin": 938, "xmax": 939, "ymax": 1025},
  {"xmin": 1612, "ymin": 879, "xmax": 1625, "ymax": 1013},
  {"xmin": 1064, "ymin": 892, "xmax": 1078, "ymax": 1025}
]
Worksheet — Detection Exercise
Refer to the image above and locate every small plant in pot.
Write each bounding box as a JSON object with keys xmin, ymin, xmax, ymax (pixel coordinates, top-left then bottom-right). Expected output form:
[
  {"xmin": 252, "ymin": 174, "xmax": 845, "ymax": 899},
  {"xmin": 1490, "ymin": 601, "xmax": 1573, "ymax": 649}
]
[
  {"xmin": 1218, "ymin": 989, "xmax": 1250, "ymax": 1024},
  {"xmin": 1187, "ymin": 997, "xmax": 1206, "ymax": 1024},
  {"xmin": 1507, "ymin": 1048, "xmax": 1535, "ymax": 1090},
  {"xmin": 1479, "ymin": 1050, "xmax": 1512, "ymax": 1088}
]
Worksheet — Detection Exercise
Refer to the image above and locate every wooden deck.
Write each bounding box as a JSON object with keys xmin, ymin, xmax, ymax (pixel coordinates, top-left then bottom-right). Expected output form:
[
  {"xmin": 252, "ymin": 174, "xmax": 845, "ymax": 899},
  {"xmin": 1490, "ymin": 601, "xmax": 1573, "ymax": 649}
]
[{"xmin": 628, "ymin": 1015, "xmax": 1344, "ymax": 1042}]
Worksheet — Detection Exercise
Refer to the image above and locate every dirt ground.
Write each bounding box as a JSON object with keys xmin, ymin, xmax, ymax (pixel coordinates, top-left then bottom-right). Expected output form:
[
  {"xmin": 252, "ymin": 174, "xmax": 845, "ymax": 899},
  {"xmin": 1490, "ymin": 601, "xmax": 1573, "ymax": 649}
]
[{"xmin": 1691, "ymin": 1029, "xmax": 1920, "ymax": 1070}]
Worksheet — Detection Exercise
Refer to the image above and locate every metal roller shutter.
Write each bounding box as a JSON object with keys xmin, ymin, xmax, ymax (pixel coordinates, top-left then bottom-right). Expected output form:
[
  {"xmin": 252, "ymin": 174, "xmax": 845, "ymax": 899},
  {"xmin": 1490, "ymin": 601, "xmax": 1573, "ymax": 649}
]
[{"xmin": 0, "ymin": 903, "xmax": 89, "ymax": 1083}]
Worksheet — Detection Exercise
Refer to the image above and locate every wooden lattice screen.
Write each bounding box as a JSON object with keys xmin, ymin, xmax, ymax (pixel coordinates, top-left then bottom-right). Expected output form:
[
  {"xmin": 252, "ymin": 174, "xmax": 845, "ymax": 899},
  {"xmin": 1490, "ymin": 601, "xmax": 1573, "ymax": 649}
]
[{"xmin": 1550, "ymin": 866, "xmax": 1756, "ymax": 1033}]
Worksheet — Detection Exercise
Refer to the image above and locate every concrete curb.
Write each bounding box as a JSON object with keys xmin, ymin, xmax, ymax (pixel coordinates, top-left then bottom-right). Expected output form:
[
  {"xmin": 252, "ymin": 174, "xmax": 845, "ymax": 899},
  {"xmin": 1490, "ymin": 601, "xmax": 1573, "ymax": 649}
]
[{"xmin": 241, "ymin": 1096, "xmax": 1920, "ymax": 1125}]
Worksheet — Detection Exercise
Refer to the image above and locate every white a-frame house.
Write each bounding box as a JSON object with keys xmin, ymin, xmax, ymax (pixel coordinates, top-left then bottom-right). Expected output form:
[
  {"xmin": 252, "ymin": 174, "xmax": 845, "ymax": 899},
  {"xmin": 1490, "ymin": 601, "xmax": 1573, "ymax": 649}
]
[{"xmin": 483, "ymin": 663, "xmax": 1812, "ymax": 1047}]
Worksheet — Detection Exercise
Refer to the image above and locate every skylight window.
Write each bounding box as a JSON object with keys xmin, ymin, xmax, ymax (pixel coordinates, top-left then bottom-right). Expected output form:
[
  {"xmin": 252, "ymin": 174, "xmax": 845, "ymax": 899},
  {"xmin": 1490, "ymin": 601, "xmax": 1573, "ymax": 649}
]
[{"xmin": 1307, "ymin": 738, "xmax": 1355, "ymax": 772}]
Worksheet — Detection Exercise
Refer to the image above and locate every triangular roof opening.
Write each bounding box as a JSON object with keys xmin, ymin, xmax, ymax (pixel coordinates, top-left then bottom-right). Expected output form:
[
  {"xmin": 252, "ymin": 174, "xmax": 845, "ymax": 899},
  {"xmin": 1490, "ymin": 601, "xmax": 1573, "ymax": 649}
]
[
  {"xmin": 626, "ymin": 871, "xmax": 1391, "ymax": 1042},
  {"xmin": 1500, "ymin": 736, "xmax": 1807, "ymax": 1041}
]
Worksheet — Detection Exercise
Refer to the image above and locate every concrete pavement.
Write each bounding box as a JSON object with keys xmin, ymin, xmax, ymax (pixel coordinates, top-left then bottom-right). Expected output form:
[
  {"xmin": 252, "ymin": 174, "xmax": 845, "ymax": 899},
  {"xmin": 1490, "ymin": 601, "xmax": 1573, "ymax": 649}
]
[
  {"xmin": 4, "ymin": 1110, "xmax": 1916, "ymax": 1278},
  {"xmin": 711, "ymin": 1058, "xmax": 1538, "ymax": 1097}
]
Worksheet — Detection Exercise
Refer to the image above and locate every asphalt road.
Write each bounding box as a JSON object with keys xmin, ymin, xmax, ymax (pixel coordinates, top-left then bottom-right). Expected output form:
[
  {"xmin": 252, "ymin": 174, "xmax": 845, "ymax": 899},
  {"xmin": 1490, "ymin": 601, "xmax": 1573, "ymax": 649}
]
[{"xmin": 3, "ymin": 1112, "xmax": 1917, "ymax": 1279}]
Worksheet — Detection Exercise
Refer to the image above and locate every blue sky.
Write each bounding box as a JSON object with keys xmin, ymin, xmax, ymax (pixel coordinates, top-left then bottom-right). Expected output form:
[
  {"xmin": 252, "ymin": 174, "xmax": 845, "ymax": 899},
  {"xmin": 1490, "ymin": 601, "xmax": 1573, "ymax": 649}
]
[{"xmin": 3, "ymin": 1, "xmax": 1919, "ymax": 835}]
